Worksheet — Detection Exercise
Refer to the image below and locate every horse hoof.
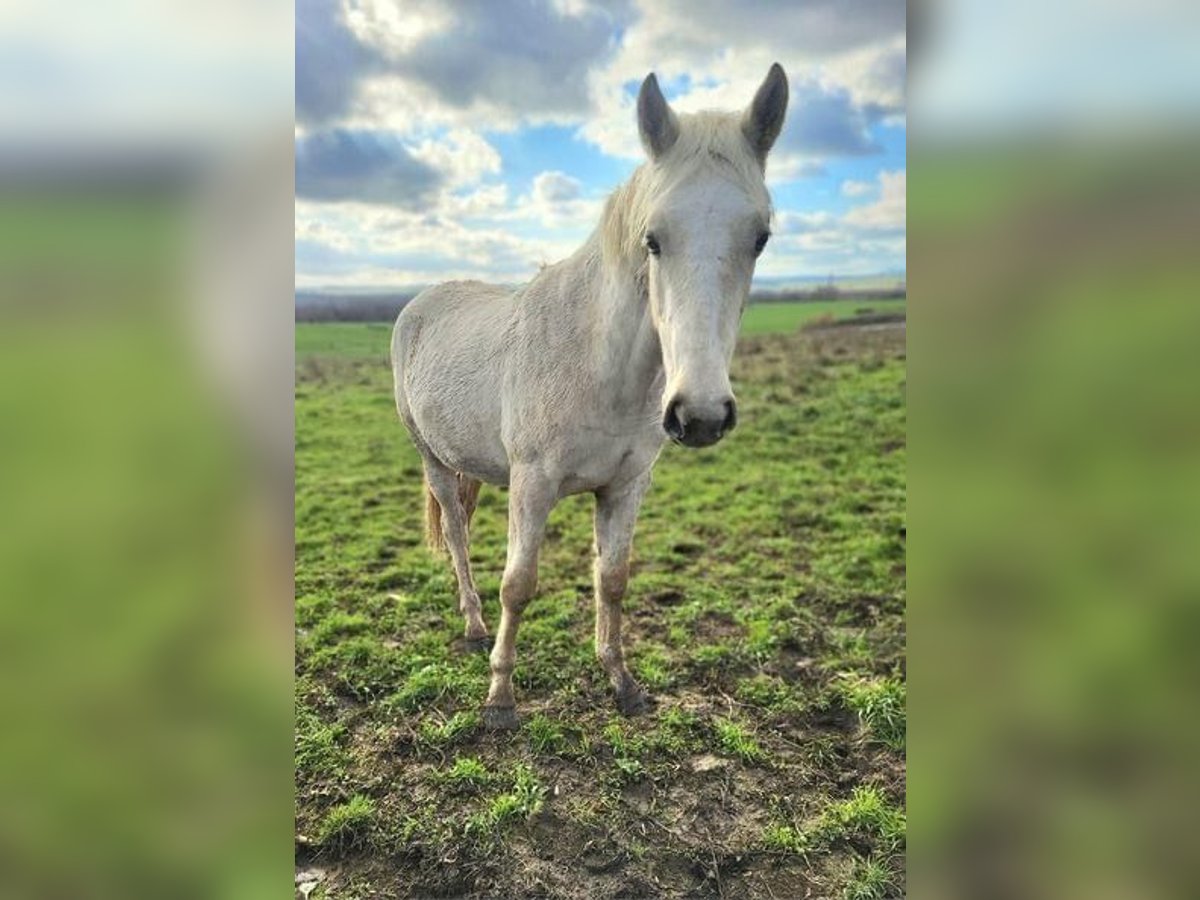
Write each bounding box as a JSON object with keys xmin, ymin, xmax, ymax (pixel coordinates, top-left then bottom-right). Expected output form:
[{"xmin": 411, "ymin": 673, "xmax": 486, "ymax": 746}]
[
  {"xmin": 482, "ymin": 705, "xmax": 519, "ymax": 731},
  {"xmin": 616, "ymin": 687, "xmax": 653, "ymax": 717},
  {"xmin": 455, "ymin": 635, "xmax": 493, "ymax": 655}
]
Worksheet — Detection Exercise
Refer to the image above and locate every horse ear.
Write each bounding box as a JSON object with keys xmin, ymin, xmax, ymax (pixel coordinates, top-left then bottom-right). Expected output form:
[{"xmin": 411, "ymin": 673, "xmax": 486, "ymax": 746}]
[
  {"xmin": 742, "ymin": 63, "xmax": 788, "ymax": 164},
  {"xmin": 637, "ymin": 73, "xmax": 679, "ymax": 160}
]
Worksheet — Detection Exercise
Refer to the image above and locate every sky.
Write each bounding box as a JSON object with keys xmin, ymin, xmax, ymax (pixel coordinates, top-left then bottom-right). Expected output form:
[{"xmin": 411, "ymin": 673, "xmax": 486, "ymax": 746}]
[{"xmin": 295, "ymin": 0, "xmax": 907, "ymax": 291}]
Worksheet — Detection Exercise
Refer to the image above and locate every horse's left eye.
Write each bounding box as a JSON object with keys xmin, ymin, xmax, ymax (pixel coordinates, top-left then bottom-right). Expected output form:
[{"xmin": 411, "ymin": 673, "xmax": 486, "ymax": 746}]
[{"xmin": 754, "ymin": 231, "xmax": 770, "ymax": 256}]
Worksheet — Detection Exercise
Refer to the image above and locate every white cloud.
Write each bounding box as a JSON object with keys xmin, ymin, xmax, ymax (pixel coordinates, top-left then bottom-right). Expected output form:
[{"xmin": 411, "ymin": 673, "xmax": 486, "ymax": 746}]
[
  {"xmin": 532, "ymin": 170, "xmax": 582, "ymax": 204},
  {"xmin": 335, "ymin": 0, "xmax": 634, "ymax": 133},
  {"xmin": 512, "ymin": 170, "xmax": 602, "ymax": 229},
  {"xmin": 755, "ymin": 169, "xmax": 906, "ymax": 276},
  {"xmin": 410, "ymin": 128, "xmax": 502, "ymax": 188},
  {"xmin": 295, "ymin": 0, "xmax": 907, "ymax": 285},
  {"xmin": 843, "ymin": 169, "xmax": 905, "ymax": 231},
  {"xmin": 440, "ymin": 183, "xmax": 510, "ymax": 218},
  {"xmin": 578, "ymin": 0, "xmax": 905, "ymax": 168}
]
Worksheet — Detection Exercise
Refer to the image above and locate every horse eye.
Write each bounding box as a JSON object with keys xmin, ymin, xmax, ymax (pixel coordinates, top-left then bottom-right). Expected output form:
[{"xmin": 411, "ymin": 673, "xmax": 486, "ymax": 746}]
[
  {"xmin": 644, "ymin": 233, "xmax": 661, "ymax": 256},
  {"xmin": 754, "ymin": 231, "xmax": 770, "ymax": 255}
]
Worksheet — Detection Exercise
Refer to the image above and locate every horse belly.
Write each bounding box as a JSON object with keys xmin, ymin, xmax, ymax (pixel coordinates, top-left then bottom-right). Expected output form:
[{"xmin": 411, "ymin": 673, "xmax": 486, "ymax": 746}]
[
  {"xmin": 407, "ymin": 385, "xmax": 509, "ymax": 485},
  {"xmin": 397, "ymin": 306, "xmax": 511, "ymax": 485}
]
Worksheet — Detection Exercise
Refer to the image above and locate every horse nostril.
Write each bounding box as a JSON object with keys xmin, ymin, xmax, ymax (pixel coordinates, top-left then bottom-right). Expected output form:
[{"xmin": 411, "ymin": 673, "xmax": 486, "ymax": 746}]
[
  {"xmin": 663, "ymin": 397, "xmax": 685, "ymax": 441},
  {"xmin": 721, "ymin": 399, "xmax": 738, "ymax": 434}
]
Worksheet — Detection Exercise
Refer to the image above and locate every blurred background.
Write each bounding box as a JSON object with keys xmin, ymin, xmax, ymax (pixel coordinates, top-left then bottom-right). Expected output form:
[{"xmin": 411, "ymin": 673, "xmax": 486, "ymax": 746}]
[
  {"xmin": 0, "ymin": 0, "xmax": 293, "ymax": 896},
  {"xmin": 2, "ymin": 0, "xmax": 1200, "ymax": 897},
  {"xmin": 909, "ymin": 0, "xmax": 1200, "ymax": 897}
]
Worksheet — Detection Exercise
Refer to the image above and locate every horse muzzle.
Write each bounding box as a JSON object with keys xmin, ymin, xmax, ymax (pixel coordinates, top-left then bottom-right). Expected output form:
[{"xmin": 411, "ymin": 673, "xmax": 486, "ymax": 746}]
[{"xmin": 663, "ymin": 395, "xmax": 737, "ymax": 448}]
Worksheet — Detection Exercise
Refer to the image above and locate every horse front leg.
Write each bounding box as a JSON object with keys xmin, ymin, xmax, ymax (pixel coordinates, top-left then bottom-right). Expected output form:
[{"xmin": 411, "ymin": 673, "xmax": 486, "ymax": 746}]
[
  {"xmin": 483, "ymin": 468, "xmax": 556, "ymax": 730},
  {"xmin": 594, "ymin": 472, "xmax": 652, "ymax": 716}
]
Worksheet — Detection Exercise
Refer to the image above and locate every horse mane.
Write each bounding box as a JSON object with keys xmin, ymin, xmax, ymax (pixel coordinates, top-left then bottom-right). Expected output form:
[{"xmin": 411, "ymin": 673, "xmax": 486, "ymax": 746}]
[{"xmin": 599, "ymin": 110, "xmax": 771, "ymax": 269}]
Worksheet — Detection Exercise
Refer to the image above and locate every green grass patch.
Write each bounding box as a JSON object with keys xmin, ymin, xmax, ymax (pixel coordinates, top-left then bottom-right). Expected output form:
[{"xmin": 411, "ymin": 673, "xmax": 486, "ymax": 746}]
[
  {"xmin": 740, "ymin": 298, "xmax": 905, "ymax": 336},
  {"xmin": 813, "ymin": 787, "xmax": 906, "ymax": 849},
  {"xmin": 464, "ymin": 765, "xmax": 546, "ymax": 838},
  {"xmin": 735, "ymin": 673, "xmax": 798, "ymax": 711},
  {"xmin": 843, "ymin": 855, "xmax": 896, "ymax": 900},
  {"xmin": 524, "ymin": 713, "xmax": 568, "ymax": 755},
  {"xmin": 438, "ymin": 756, "xmax": 492, "ymax": 789},
  {"xmin": 317, "ymin": 794, "xmax": 376, "ymax": 853},
  {"xmin": 762, "ymin": 823, "xmax": 808, "ymax": 854},
  {"xmin": 713, "ymin": 717, "xmax": 767, "ymax": 764},
  {"xmin": 417, "ymin": 710, "xmax": 481, "ymax": 748},
  {"xmin": 837, "ymin": 674, "xmax": 906, "ymax": 750},
  {"xmin": 295, "ymin": 706, "xmax": 348, "ymax": 780},
  {"xmin": 293, "ymin": 297, "xmax": 905, "ymax": 362}
]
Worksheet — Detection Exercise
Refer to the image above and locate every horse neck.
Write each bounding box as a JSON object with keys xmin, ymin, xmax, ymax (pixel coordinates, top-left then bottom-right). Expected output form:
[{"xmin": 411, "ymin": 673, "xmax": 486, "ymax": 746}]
[{"xmin": 577, "ymin": 232, "xmax": 664, "ymax": 410}]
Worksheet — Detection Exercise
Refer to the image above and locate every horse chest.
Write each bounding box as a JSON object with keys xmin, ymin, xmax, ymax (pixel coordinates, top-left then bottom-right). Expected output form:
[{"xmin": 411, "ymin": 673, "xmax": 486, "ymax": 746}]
[{"xmin": 557, "ymin": 428, "xmax": 662, "ymax": 496}]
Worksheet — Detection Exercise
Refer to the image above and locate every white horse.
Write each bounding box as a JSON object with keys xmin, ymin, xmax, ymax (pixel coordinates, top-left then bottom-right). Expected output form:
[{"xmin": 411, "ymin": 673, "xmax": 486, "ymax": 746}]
[{"xmin": 392, "ymin": 65, "xmax": 788, "ymax": 729}]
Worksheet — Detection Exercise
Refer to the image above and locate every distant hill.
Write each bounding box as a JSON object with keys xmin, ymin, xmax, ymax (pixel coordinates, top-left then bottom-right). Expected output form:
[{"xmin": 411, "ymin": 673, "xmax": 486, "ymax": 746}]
[
  {"xmin": 295, "ymin": 275, "xmax": 906, "ymax": 322},
  {"xmin": 295, "ymin": 291, "xmax": 419, "ymax": 322}
]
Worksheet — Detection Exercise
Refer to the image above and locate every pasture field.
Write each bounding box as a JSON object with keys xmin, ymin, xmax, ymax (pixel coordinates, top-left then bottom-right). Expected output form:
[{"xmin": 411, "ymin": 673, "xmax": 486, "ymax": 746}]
[
  {"xmin": 294, "ymin": 297, "xmax": 906, "ymax": 356},
  {"xmin": 295, "ymin": 317, "xmax": 906, "ymax": 898}
]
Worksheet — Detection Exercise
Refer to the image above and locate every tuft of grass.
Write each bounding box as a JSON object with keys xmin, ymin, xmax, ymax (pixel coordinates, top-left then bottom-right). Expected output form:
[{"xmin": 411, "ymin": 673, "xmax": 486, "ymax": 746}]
[
  {"xmin": 762, "ymin": 823, "xmax": 808, "ymax": 854},
  {"xmin": 317, "ymin": 794, "xmax": 376, "ymax": 853},
  {"xmin": 603, "ymin": 721, "xmax": 647, "ymax": 781},
  {"xmin": 735, "ymin": 673, "xmax": 797, "ymax": 711},
  {"xmin": 295, "ymin": 706, "xmax": 348, "ymax": 779},
  {"xmin": 743, "ymin": 617, "xmax": 781, "ymax": 659},
  {"xmin": 439, "ymin": 756, "xmax": 491, "ymax": 789},
  {"xmin": 843, "ymin": 855, "xmax": 894, "ymax": 900},
  {"xmin": 390, "ymin": 662, "xmax": 475, "ymax": 711},
  {"xmin": 648, "ymin": 707, "xmax": 700, "ymax": 756},
  {"xmin": 309, "ymin": 611, "xmax": 371, "ymax": 646},
  {"xmin": 464, "ymin": 765, "xmax": 546, "ymax": 838},
  {"xmin": 524, "ymin": 713, "xmax": 567, "ymax": 754},
  {"xmin": 713, "ymin": 717, "xmax": 766, "ymax": 764},
  {"xmin": 838, "ymin": 674, "xmax": 905, "ymax": 749},
  {"xmin": 632, "ymin": 644, "xmax": 673, "ymax": 691},
  {"xmin": 309, "ymin": 637, "xmax": 406, "ymax": 701},
  {"xmin": 692, "ymin": 642, "xmax": 740, "ymax": 670},
  {"xmin": 814, "ymin": 786, "xmax": 905, "ymax": 849},
  {"xmin": 417, "ymin": 710, "xmax": 481, "ymax": 748}
]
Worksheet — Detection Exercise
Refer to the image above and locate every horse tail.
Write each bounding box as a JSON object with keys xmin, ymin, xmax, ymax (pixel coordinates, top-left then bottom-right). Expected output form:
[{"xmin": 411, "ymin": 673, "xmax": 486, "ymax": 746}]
[
  {"xmin": 458, "ymin": 475, "xmax": 482, "ymax": 529},
  {"xmin": 424, "ymin": 472, "xmax": 483, "ymax": 556},
  {"xmin": 424, "ymin": 478, "xmax": 446, "ymax": 556}
]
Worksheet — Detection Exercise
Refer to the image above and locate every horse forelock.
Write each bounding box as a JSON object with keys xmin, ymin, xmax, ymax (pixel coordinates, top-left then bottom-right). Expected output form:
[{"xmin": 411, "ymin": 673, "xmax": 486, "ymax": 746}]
[{"xmin": 600, "ymin": 110, "xmax": 770, "ymax": 270}]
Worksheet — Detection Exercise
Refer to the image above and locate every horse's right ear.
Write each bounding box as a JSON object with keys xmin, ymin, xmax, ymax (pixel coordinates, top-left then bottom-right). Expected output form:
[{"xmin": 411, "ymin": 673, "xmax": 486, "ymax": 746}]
[{"xmin": 637, "ymin": 73, "xmax": 679, "ymax": 161}]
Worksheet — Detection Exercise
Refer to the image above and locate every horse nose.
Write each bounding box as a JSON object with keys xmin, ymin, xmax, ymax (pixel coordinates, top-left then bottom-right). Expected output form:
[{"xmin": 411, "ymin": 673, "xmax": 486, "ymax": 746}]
[{"xmin": 663, "ymin": 396, "xmax": 737, "ymax": 448}]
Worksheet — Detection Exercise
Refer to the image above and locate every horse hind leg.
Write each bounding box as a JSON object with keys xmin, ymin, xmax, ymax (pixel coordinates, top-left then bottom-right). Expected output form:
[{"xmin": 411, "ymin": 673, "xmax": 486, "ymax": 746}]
[{"xmin": 422, "ymin": 459, "xmax": 489, "ymax": 649}]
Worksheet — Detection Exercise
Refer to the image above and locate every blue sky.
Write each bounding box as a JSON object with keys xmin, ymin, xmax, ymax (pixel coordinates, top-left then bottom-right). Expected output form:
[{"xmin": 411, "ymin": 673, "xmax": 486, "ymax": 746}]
[{"xmin": 295, "ymin": 0, "xmax": 906, "ymax": 290}]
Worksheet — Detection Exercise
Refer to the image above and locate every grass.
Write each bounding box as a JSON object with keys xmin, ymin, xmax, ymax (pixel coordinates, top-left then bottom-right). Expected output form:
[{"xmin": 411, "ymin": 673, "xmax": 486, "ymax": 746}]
[
  {"xmin": 294, "ymin": 296, "xmax": 905, "ymax": 358},
  {"xmin": 739, "ymin": 298, "xmax": 906, "ymax": 335},
  {"xmin": 463, "ymin": 765, "xmax": 546, "ymax": 838},
  {"xmin": 438, "ymin": 756, "xmax": 492, "ymax": 789},
  {"xmin": 295, "ymin": 315, "xmax": 905, "ymax": 897},
  {"xmin": 713, "ymin": 717, "xmax": 767, "ymax": 764},
  {"xmin": 316, "ymin": 795, "xmax": 376, "ymax": 853},
  {"xmin": 844, "ymin": 855, "xmax": 896, "ymax": 900},
  {"xmin": 814, "ymin": 786, "xmax": 907, "ymax": 848},
  {"xmin": 837, "ymin": 673, "xmax": 906, "ymax": 750},
  {"xmin": 524, "ymin": 713, "xmax": 569, "ymax": 755}
]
